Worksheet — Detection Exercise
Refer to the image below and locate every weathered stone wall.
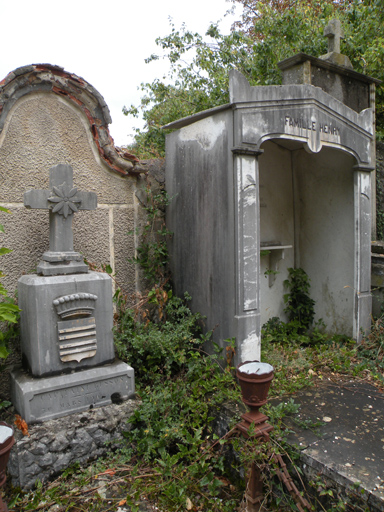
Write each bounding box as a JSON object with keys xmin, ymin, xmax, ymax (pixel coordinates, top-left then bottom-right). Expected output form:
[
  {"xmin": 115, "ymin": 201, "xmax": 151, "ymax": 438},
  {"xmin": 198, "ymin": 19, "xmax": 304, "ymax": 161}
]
[
  {"xmin": 6, "ymin": 399, "xmax": 138, "ymax": 489},
  {"xmin": 0, "ymin": 66, "xmax": 144, "ymax": 301}
]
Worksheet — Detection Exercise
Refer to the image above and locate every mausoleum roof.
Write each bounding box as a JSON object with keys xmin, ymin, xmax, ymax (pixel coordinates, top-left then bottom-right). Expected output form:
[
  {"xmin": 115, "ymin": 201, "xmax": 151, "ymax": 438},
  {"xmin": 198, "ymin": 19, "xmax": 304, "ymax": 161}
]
[
  {"xmin": 278, "ymin": 52, "xmax": 382, "ymax": 86},
  {"xmin": 0, "ymin": 64, "xmax": 145, "ymax": 176}
]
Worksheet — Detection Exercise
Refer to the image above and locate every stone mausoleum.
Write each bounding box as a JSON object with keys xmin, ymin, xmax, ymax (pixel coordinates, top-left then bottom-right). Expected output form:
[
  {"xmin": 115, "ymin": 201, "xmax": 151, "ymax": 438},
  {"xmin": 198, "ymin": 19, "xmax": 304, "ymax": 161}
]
[{"xmin": 165, "ymin": 22, "xmax": 380, "ymax": 365}]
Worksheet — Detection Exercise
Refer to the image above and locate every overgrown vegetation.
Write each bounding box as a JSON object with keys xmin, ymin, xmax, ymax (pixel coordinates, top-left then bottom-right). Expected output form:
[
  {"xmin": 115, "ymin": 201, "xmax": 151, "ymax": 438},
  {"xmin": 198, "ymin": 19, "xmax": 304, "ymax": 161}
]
[
  {"xmin": 129, "ymin": 178, "xmax": 172, "ymax": 290},
  {"xmin": 283, "ymin": 267, "xmax": 316, "ymax": 331},
  {"xmin": 8, "ymin": 290, "xmax": 384, "ymax": 511},
  {"xmin": 4, "ymin": 187, "xmax": 384, "ymax": 511},
  {"xmin": 0, "ymin": 207, "xmax": 20, "ymax": 413},
  {"xmin": 124, "ymin": 0, "xmax": 384, "ymax": 158},
  {"xmin": 0, "ymin": 206, "xmax": 20, "ymax": 361}
]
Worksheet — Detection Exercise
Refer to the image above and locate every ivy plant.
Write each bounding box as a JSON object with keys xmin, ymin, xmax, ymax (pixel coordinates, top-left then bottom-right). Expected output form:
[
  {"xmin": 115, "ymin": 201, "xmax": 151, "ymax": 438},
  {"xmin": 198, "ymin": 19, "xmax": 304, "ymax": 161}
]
[{"xmin": 283, "ymin": 267, "xmax": 315, "ymax": 332}]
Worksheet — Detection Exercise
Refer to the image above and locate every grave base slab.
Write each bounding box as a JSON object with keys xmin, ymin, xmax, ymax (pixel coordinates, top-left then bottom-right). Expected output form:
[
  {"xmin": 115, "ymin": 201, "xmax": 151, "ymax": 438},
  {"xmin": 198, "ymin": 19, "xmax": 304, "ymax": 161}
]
[{"xmin": 10, "ymin": 360, "xmax": 135, "ymax": 424}]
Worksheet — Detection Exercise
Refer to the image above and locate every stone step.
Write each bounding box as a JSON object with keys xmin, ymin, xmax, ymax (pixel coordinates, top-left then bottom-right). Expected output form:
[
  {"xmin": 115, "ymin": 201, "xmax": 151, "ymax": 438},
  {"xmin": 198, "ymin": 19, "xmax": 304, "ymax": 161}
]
[{"xmin": 215, "ymin": 379, "xmax": 384, "ymax": 511}]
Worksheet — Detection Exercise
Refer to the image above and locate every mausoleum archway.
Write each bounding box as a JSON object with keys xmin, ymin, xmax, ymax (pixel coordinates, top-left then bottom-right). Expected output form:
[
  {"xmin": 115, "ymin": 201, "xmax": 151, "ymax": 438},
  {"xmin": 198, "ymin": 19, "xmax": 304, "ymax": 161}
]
[
  {"xmin": 258, "ymin": 140, "xmax": 357, "ymax": 336},
  {"xmin": 165, "ymin": 66, "xmax": 376, "ymax": 364}
]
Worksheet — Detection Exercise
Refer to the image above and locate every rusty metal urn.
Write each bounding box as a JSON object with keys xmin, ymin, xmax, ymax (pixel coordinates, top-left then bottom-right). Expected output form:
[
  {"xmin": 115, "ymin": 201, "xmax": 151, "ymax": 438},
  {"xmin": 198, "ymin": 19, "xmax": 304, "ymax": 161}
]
[
  {"xmin": 236, "ymin": 361, "xmax": 274, "ymax": 438},
  {"xmin": 0, "ymin": 422, "xmax": 15, "ymax": 512}
]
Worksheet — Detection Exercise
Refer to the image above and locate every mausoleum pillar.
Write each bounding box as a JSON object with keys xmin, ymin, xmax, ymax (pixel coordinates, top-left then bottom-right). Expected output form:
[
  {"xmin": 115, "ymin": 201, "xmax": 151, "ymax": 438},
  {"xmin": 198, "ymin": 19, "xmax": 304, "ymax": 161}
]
[
  {"xmin": 354, "ymin": 165, "xmax": 374, "ymax": 339},
  {"xmin": 232, "ymin": 148, "xmax": 263, "ymax": 362}
]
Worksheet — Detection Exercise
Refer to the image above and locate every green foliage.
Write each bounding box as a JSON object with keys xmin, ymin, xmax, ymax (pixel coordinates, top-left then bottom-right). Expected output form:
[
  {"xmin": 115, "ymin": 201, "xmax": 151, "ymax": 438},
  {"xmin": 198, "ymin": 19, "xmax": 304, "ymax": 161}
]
[
  {"xmin": 261, "ymin": 318, "xmax": 360, "ymax": 397},
  {"xmin": 124, "ymin": 349, "xmax": 236, "ymax": 462},
  {"xmin": 114, "ymin": 293, "xmax": 243, "ymax": 511},
  {"xmin": 358, "ymin": 316, "xmax": 384, "ymax": 383},
  {"xmin": 115, "ymin": 293, "xmax": 212, "ymax": 383},
  {"xmin": 0, "ymin": 206, "xmax": 20, "ymax": 359},
  {"xmin": 124, "ymin": 0, "xmax": 384, "ymax": 157},
  {"xmin": 10, "ymin": 300, "xmax": 384, "ymax": 511},
  {"xmin": 123, "ymin": 22, "xmax": 247, "ymax": 157},
  {"xmin": 375, "ymin": 143, "xmax": 384, "ymax": 241},
  {"xmin": 0, "ymin": 400, "xmax": 11, "ymax": 412},
  {"xmin": 129, "ymin": 179, "xmax": 172, "ymax": 288},
  {"xmin": 283, "ymin": 267, "xmax": 315, "ymax": 331},
  {"xmin": 261, "ymin": 315, "xmax": 326, "ymax": 346}
]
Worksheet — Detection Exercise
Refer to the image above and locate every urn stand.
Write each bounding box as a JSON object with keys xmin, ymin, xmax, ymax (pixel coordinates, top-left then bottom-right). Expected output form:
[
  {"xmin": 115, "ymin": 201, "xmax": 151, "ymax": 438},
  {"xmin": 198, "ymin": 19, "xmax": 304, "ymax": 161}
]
[
  {"xmin": 0, "ymin": 422, "xmax": 15, "ymax": 512},
  {"xmin": 236, "ymin": 361, "xmax": 274, "ymax": 512}
]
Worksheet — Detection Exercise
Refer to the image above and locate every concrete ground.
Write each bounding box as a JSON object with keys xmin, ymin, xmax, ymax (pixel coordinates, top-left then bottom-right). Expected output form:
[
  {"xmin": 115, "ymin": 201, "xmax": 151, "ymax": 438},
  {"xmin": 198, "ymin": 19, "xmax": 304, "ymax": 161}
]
[{"xmin": 280, "ymin": 378, "xmax": 384, "ymax": 511}]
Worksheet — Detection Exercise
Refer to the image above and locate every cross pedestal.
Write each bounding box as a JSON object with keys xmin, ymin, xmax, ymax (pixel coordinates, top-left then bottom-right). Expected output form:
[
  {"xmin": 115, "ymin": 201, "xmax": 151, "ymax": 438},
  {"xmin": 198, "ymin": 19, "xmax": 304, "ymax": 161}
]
[
  {"xmin": 11, "ymin": 163, "xmax": 135, "ymax": 423},
  {"xmin": 321, "ymin": 19, "xmax": 352, "ymax": 69},
  {"xmin": 24, "ymin": 164, "xmax": 97, "ymax": 275}
]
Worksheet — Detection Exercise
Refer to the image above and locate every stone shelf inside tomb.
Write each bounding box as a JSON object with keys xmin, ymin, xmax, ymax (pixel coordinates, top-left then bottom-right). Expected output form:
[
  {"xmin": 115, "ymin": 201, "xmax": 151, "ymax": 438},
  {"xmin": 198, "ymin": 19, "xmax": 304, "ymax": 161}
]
[{"xmin": 260, "ymin": 243, "xmax": 293, "ymax": 287}]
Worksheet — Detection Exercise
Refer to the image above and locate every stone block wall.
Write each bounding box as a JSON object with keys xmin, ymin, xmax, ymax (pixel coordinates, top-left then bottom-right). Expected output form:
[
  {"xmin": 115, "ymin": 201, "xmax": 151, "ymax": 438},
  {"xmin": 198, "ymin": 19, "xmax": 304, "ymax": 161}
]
[
  {"xmin": 7, "ymin": 400, "xmax": 138, "ymax": 489},
  {"xmin": 0, "ymin": 65, "xmax": 147, "ymax": 301}
]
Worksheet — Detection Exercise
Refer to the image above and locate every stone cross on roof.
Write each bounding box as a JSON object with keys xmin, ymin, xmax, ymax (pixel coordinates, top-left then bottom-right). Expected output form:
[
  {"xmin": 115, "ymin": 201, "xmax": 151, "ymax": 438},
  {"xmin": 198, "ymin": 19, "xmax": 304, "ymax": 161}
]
[
  {"xmin": 324, "ymin": 19, "xmax": 344, "ymax": 54},
  {"xmin": 24, "ymin": 164, "xmax": 97, "ymax": 276}
]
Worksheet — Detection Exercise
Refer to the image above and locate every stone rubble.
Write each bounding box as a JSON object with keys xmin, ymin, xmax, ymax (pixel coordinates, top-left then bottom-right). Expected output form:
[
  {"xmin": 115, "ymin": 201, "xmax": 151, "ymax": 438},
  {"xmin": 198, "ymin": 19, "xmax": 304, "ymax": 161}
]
[{"xmin": 7, "ymin": 399, "xmax": 138, "ymax": 489}]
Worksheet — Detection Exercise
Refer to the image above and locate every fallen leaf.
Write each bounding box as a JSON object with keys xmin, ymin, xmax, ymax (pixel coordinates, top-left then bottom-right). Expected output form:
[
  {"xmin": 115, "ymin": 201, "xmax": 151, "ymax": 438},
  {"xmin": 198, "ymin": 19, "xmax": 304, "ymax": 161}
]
[
  {"xmin": 96, "ymin": 468, "xmax": 116, "ymax": 477},
  {"xmin": 14, "ymin": 414, "xmax": 29, "ymax": 436},
  {"xmin": 118, "ymin": 499, "xmax": 127, "ymax": 506},
  {"xmin": 186, "ymin": 497, "xmax": 193, "ymax": 510},
  {"xmin": 218, "ymin": 477, "xmax": 230, "ymax": 486}
]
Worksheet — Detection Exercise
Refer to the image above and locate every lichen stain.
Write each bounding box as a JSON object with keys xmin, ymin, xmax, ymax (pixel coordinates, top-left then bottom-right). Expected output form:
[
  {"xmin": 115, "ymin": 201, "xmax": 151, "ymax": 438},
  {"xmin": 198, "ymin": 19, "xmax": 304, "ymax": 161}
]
[{"xmin": 179, "ymin": 117, "xmax": 225, "ymax": 151}]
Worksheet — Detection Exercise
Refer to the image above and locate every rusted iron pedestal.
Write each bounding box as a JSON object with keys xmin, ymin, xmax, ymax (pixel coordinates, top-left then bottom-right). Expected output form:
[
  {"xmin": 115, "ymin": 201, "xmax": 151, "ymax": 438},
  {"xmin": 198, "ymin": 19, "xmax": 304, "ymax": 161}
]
[
  {"xmin": 237, "ymin": 413, "xmax": 273, "ymax": 512},
  {"xmin": 0, "ymin": 422, "xmax": 15, "ymax": 512},
  {"xmin": 236, "ymin": 361, "xmax": 311, "ymax": 512},
  {"xmin": 236, "ymin": 361, "xmax": 274, "ymax": 512},
  {"xmin": 244, "ymin": 460, "xmax": 267, "ymax": 512}
]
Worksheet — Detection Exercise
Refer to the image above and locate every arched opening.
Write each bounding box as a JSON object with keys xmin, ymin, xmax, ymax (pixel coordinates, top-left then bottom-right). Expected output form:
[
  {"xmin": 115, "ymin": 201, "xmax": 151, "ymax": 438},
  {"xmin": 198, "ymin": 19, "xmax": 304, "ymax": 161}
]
[{"xmin": 258, "ymin": 140, "xmax": 356, "ymax": 336}]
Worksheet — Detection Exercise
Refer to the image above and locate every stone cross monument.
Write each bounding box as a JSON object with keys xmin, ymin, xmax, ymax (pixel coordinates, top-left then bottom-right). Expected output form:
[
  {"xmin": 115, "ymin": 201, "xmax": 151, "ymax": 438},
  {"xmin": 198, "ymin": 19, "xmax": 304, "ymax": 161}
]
[
  {"xmin": 324, "ymin": 19, "xmax": 343, "ymax": 54},
  {"xmin": 320, "ymin": 18, "xmax": 353, "ymax": 68},
  {"xmin": 24, "ymin": 164, "xmax": 97, "ymax": 276},
  {"xmin": 11, "ymin": 164, "xmax": 135, "ymax": 423}
]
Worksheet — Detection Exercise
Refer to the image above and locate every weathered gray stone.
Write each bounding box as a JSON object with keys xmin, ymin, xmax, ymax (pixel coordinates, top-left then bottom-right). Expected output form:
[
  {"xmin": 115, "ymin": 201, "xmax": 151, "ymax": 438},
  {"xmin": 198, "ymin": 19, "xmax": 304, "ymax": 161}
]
[
  {"xmin": 324, "ymin": 19, "xmax": 344, "ymax": 54},
  {"xmin": 52, "ymin": 452, "xmax": 73, "ymax": 473},
  {"xmin": 11, "ymin": 162, "xmax": 135, "ymax": 424},
  {"xmin": 70, "ymin": 430, "xmax": 95, "ymax": 457},
  {"xmin": 24, "ymin": 164, "xmax": 97, "ymax": 276},
  {"xmin": 17, "ymin": 450, "xmax": 36, "ymax": 468},
  {"xmin": 17, "ymin": 272, "xmax": 115, "ymax": 377},
  {"xmin": 278, "ymin": 52, "xmax": 380, "ymax": 114},
  {"xmin": 49, "ymin": 433, "xmax": 69, "ymax": 452},
  {"xmin": 11, "ymin": 360, "xmax": 135, "ymax": 423},
  {"xmin": 8, "ymin": 399, "xmax": 138, "ymax": 489},
  {"xmin": 38, "ymin": 452, "xmax": 56, "ymax": 469},
  {"xmin": 29, "ymin": 442, "xmax": 48, "ymax": 456},
  {"xmin": 23, "ymin": 463, "xmax": 41, "ymax": 478},
  {"xmin": 165, "ymin": 64, "xmax": 377, "ymax": 364},
  {"xmin": 83, "ymin": 424, "xmax": 98, "ymax": 434},
  {"xmin": 89, "ymin": 429, "xmax": 106, "ymax": 443}
]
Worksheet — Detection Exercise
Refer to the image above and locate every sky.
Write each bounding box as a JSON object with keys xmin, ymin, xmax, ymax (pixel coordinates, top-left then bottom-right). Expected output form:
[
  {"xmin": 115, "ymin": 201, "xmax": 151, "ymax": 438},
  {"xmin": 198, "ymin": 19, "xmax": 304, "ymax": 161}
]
[{"xmin": 0, "ymin": 0, "xmax": 239, "ymax": 146}]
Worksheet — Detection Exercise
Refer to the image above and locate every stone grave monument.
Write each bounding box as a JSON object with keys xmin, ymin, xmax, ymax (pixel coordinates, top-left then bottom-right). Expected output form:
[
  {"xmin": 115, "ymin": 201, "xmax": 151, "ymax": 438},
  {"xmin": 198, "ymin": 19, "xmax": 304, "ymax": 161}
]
[
  {"xmin": 10, "ymin": 163, "xmax": 135, "ymax": 423},
  {"xmin": 164, "ymin": 21, "xmax": 380, "ymax": 365}
]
